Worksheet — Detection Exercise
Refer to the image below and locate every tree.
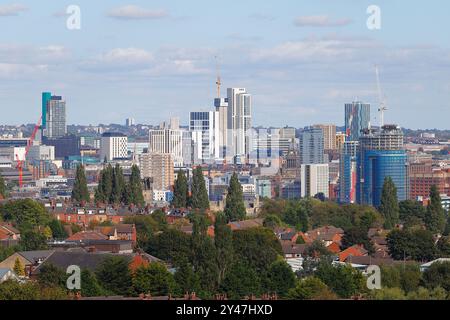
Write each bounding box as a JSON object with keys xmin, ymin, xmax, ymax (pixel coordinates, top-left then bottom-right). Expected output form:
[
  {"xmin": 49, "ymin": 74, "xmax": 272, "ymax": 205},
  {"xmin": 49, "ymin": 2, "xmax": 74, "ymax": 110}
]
[
  {"xmin": 71, "ymin": 165, "xmax": 90, "ymax": 204},
  {"xmin": 369, "ymin": 287, "xmax": 406, "ymax": 300},
  {"xmin": 124, "ymin": 215, "xmax": 158, "ymax": 249},
  {"xmin": 263, "ymin": 214, "xmax": 282, "ymax": 229},
  {"xmin": 287, "ymin": 277, "xmax": 336, "ymax": 300},
  {"xmin": 386, "ymin": 229, "xmax": 436, "ymax": 261},
  {"xmin": 220, "ymin": 261, "xmax": 262, "ymax": 299},
  {"xmin": 48, "ymin": 219, "xmax": 68, "ymax": 239},
  {"xmin": 437, "ymin": 236, "xmax": 450, "ymax": 257},
  {"xmin": 96, "ymin": 256, "xmax": 133, "ymax": 296},
  {"xmin": 190, "ymin": 167, "xmax": 209, "ymax": 210},
  {"xmin": 315, "ymin": 261, "xmax": 366, "ymax": 298},
  {"xmin": 38, "ymin": 263, "xmax": 66, "ymax": 288},
  {"xmin": 190, "ymin": 218, "xmax": 219, "ymax": 296},
  {"xmin": 174, "ymin": 260, "xmax": 201, "ymax": 296},
  {"xmin": 264, "ymin": 260, "xmax": 296, "ymax": 297},
  {"xmin": 425, "ymin": 185, "xmax": 446, "ymax": 234},
  {"xmin": 147, "ymin": 229, "xmax": 192, "ymax": 265},
  {"xmin": 283, "ymin": 200, "xmax": 309, "ymax": 232},
  {"xmin": 111, "ymin": 164, "xmax": 126, "ymax": 204},
  {"xmin": 172, "ymin": 170, "xmax": 188, "ymax": 208},
  {"xmin": 95, "ymin": 164, "xmax": 113, "ymax": 204},
  {"xmin": 399, "ymin": 200, "xmax": 426, "ymax": 223},
  {"xmin": 422, "ymin": 261, "xmax": 450, "ymax": 291},
  {"xmin": 0, "ymin": 280, "xmax": 40, "ymax": 300},
  {"xmin": 214, "ymin": 212, "xmax": 233, "ymax": 286},
  {"xmin": 232, "ymin": 227, "xmax": 282, "ymax": 274},
  {"xmin": 20, "ymin": 230, "xmax": 48, "ymax": 251},
  {"xmin": 0, "ymin": 199, "xmax": 50, "ymax": 232},
  {"xmin": 224, "ymin": 172, "xmax": 246, "ymax": 222},
  {"xmin": 13, "ymin": 258, "xmax": 25, "ymax": 276},
  {"xmin": 341, "ymin": 226, "xmax": 375, "ymax": 255},
  {"xmin": 379, "ymin": 177, "xmax": 399, "ymax": 229},
  {"xmin": 0, "ymin": 169, "xmax": 6, "ymax": 199},
  {"xmin": 81, "ymin": 269, "xmax": 106, "ymax": 297},
  {"xmin": 132, "ymin": 263, "xmax": 176, "ymax": 296},
  {"xmin": 127, "ymin": 164, "xmax": 144, "ymax": 206}
]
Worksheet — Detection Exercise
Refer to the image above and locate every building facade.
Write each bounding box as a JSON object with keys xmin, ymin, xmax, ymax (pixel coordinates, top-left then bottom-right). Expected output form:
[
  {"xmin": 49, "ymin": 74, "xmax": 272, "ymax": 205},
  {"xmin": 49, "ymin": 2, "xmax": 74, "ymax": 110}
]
[
  {"xmin": 100, "ymin": 133, "xmax": 128, "ymax": 161},
  {"xmin": 227, "ymin": 88, "xmax": 252, "ymax": 160},
  {"xmin": 149, "ymin": 119, "xmax": 184, "ymax": 167},
  {"xmin": 189, "ymin": 111, "xmax": 220, "ymax": 164},
  {"xmin": 139, "ymin": 153, "xmax": 174, "ymax": 191},
  {"xmin": 300, "ymin": 163, "xmax": 329, "ymax": 198},
  {"xmin": 356, "ymin": 125, "xmax": 407, "ymax": 207},
  {"xmin": 339, "ymin": 141, "xmax": 359, "ymax": 204},
  {"xmin": 299, "ymin": 127, "xmax": 325, "ymax": 164},
  {"xmin": 345, "ymin": 101, "xmax": 370, "ymax": 142},
  {"xmin": 42, "ymin": 94, "xmax": 67, "ymax": 138}
]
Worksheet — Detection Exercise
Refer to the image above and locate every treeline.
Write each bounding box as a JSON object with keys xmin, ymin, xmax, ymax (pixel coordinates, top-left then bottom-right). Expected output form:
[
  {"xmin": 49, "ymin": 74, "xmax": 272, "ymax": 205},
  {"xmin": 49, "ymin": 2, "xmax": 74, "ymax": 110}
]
[
  {"xmin": 0, "ymin": 199, "xmax": 79, "ymax": 261},
  {"xmin": 94, "ymin": 164, "xmax": 144, "ymax": 206},
  {"xmin": 172, "ymin": 169, "xmax": 246, "ymax": 222}
]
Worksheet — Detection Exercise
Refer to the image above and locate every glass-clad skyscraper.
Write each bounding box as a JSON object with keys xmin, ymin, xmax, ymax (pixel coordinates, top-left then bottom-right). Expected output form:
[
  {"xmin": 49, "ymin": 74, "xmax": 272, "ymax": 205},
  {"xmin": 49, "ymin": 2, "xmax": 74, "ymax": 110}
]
[
  {"xmin": 356, "ymin": 125, "xmax": 407, "ymax": 207},
  {"xmin": 345, "ymin": 101, "xmax": 370, "ymax": 141}
]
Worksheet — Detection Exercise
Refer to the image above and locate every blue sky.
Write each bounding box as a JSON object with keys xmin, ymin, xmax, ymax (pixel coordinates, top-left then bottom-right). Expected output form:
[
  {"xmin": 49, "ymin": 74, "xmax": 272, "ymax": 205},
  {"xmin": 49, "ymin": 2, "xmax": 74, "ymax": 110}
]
[{"xmin": 0, "ymin": 0, "xmax": 449, "ymax": 128}]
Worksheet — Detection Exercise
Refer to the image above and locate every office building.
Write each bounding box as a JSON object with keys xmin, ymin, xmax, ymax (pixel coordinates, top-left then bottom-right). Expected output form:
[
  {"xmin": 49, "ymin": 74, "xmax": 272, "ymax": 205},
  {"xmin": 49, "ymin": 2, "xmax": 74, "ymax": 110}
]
[
  {"xmin": 335, "ymin": 132, "xmax": 346, "ymax": 150},
  {"xmin": 356, "ymin": 125, "xmax": 407, "ymax": 206},
  {"xmin": 301, "ymin": 164, "xmax": 329, "ymax": 198},
  {"xmin": 126, "ymin": 118, "xmax": 135, "ymax": 127},
  {"xmin": 100, "ymin": 133, "xmax": 128, "ymax": 161},
  {"xmin": 42, "ymin": 93, "xmax": 67, "ymax": 138},
  {"xmin": 339, "ymin": 141, "xmax": 359, "ymax": 203},
  {"xmin": 313, "ymin": 124, "xmax": 336, "ymax": 150},
  {"xmin": 299, "ymin": 127, "xmax": 325, "ymax": 164},
  {"xmin": 139, "ymin": 153, "xmax": 174, "ymax": 190},
  {"xmin": 345, "ymin": 101, "xmax": 370, "ymax": 141},
  {"xmin": 27, "ymin": 145, "xmax": 55, "ymax": 162},
  {"xmin": 189, "ymin": 111, "xmax": 220, "ymax": 163},
  {"xmin": 43, "ymin": 135, "xmax": 80, "ymax": 159},
  {"xmin": 149, "ymin": 119, "xmax": 184, "ymax": 167},
  {"xmin": 214, "ymin": 97, "xmax": 228, "ymax": 159},
  {"xmin": 227, "ymin": 88, "xmax": 252, "ymax": 159}
]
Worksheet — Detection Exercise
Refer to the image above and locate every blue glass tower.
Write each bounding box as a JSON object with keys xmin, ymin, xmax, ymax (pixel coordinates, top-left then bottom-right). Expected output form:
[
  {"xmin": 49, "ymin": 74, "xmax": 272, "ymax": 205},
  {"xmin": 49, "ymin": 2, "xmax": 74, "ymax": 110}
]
[
  {"xmin": 345, "ymin": 101, "xmax": 370, "ymax": 141},
  {"xmin": 42, "ymin": 92, "xmax": 52, "ymax": 128},
  {"xmin": 356, "ymin": 125, "xmax": 407, "ymax": 207}
]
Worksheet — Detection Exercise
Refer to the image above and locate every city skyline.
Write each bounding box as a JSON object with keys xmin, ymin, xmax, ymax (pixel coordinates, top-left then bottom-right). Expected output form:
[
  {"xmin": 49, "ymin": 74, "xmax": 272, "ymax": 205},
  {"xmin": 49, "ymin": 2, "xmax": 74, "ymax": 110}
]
[{"xmin": 0, "ymin": 1, "xmax": 449, "ymax": 129}]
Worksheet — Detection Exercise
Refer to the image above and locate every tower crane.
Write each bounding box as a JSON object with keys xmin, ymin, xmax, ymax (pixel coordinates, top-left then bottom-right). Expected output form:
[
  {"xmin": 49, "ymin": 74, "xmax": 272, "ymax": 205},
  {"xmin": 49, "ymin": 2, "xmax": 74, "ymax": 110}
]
[
  {"xmin": 375, "ymin": 65, "xmax": 388, "ymax": 127},
  {"xmin": 215, "ymin": 55, "xmax": 221, "ymax": 99},
  {"xmin": 15, "ymin": 116, "xmax": 42, "ymax": 189}
]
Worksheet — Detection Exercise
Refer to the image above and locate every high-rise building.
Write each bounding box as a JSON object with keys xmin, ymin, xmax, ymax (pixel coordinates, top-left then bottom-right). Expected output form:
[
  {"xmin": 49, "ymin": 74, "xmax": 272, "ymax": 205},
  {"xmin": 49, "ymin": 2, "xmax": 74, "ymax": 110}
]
[
  {"xmin": 149, "ymin": 118, "xmax": 184, "ymax": 167},
  {"xmin": 189, "ymin": 111, "xmax": 220, "ymax": 164},
  {"xmin": 335, "ymin": 132, "xmax": 346, "ymax": 150},
  {"xmin": 300, "ymin": 164, "xmax": 329, "ymax": 198},
  {"xmin": 139, "ymin": 153, "xmax": 174, "ymax": 190},
  {"xmin": 100, "ymin": 133, "xmax": 128, "ymax": 161},
  {"xmin": 214, "ymin": 98, "xmax": 228, "ymax": 159},
  {"xmin": 345, "ymin": 101, "xmax": 370, "ymax": 141},
  {"xmin": 356, "ymin": 125, "xmax": 407, "ymax": 206},
  {"xmin": 313, "ymin": 124, "xmax": 336, "ymax": 150},
  {"xmin": 126, "ymin": 118, "xmax": 135, "ymax": 127},
  {"xmin": 299, "ymin": 127, "xmax": 324, "ymax": 164},
  {"xmin": 42, "ymin": 94, "xmax": 67, "ymax": 138},
  {"xmin": 339, "ymin": 141, "xmax": 359, "ymax": 204},
  {"xmin": 227, "ymin": 88, "xmax": 252, "ymax": 159}
]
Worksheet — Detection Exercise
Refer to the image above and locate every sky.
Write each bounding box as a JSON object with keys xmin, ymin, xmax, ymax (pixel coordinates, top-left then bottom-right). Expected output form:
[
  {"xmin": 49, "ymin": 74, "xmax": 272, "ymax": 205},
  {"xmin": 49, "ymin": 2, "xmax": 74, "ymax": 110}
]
[{"xmin": 0, "ymin": 0, "xmax": 449, "ymax": 129}]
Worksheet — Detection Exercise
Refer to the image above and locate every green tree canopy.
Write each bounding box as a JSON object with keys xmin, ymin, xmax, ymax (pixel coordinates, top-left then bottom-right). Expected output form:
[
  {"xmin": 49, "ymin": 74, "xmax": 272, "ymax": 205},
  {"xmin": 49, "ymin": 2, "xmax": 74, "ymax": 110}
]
[
  {"xmin": 386, "ymin": 228, "xmax": 437, "ymax": 261},
  {"xmin": 425, "ymin": 185, "xmax": 446, "ymax": 234},
  {"xmin": 287, "ymin": 277, "xmax": 336, "ymax": 300},
  {"xmin": 0, "ymin": 169, "xmax": 6, "ymax": 199},
  {"xmin": 264, "ymin": 260, "xmax": 296, "ymax": 297},
  {"xmin": 132, "ymin": 262, "xmax": 176, "ymax": 296},
  {"xmin": 95, "ymin": 256, "xmax": 133, "ymax": 296},
  {"xmin": 127, "ymin": 164, "xmax": 145, "ymax": 206},
  {"xmin": 81, "ymin": 269, "xmax": 106, "ymax": 297},
  {"xmin": 379, "ymin": 176, "xmax": 400, "ymax": 229},
  {"xmin": 220, "ymin": 261, "xmax": 262, "ymax": 299},
  {"xmin": 0, "ymin": 199, "xmax": 50, "ymax": 232},
  {"xmin": 172, "ymin": 170, "xmax": 188, "ymax": 208},
  {"xmin": 190, "ymin": 166, "xmax": 210, "ymax": 210},
  {"xmin": 224, "ymin": 172, "xmax": 246, "ymax": 222},
  {"xmin": 71, "ymin": 164, "xmax": 90, "ymax": 204}
]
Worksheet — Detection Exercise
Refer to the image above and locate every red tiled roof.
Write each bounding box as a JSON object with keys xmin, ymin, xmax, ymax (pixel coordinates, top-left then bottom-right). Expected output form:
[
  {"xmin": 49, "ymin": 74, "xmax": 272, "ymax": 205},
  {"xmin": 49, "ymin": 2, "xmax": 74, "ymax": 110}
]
[{"xmin": 67, "ymin": 231, "xmax": 108, "ymax": 241}]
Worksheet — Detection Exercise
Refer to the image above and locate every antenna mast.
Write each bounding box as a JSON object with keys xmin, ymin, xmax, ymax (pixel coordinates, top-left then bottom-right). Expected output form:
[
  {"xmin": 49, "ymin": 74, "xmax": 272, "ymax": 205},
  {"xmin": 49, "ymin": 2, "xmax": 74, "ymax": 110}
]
[{"xmin": 375, "ymin": 65, "xmax": 388, "ymax": 127}]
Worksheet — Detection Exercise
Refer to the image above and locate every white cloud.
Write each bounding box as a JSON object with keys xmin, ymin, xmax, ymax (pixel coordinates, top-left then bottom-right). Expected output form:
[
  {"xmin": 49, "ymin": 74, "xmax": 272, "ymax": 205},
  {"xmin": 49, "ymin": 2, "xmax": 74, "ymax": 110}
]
[
  {"xmin": 101, "ymin": 47, "xmax": 154, "ymax": 64},
  {"xmin": 0, "ymin": 63, "xmax": 48, "ymax": 79},
  {"xmin": 294, "ymin": 15, "xmax": 352, "ymax": 27},
  {"xmin": 0, "ymin": 3, "xmax": 27, "ymax": 16},
  {"xmin": 107, "ymin": 5, "xmax": 168, "ymax": 20}
]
